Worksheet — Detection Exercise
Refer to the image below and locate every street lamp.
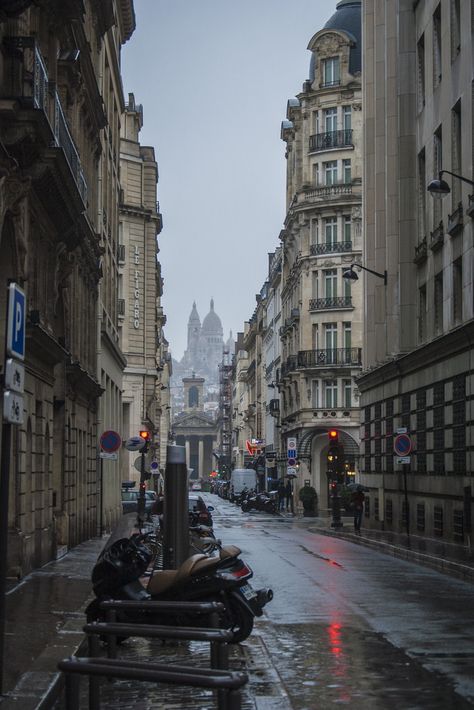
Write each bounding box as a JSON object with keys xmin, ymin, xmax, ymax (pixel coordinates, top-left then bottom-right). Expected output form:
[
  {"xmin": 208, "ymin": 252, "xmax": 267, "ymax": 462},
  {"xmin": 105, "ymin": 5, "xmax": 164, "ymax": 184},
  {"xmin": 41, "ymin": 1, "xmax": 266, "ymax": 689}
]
[
  {"xmin": 342, "ymin": 263, "xmax": 387, "ymax": 286},
  {"xmin": 427, "ymin": 170, "xmax": 474, "ymax": 198}
]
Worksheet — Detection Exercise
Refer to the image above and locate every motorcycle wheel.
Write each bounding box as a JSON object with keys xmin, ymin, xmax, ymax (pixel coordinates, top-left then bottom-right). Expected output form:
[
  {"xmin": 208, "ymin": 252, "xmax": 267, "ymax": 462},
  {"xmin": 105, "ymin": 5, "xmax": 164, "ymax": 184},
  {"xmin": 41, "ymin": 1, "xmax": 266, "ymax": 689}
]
[
  {"xmin": 226, "ymin": 596, "xmax": 254, "ymax": 643},
  {"xmin": 241, "ymin": 502, "xmax": 249, "ymax": 512}
]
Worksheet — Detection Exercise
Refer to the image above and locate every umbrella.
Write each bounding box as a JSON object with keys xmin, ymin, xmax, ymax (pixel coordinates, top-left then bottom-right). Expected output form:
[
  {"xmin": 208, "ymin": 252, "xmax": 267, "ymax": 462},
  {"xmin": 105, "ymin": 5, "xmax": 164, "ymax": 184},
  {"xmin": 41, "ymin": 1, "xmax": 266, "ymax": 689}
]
[{"xmin": 346, "ymin": 483, "xmax": 370, "ymax": 492}]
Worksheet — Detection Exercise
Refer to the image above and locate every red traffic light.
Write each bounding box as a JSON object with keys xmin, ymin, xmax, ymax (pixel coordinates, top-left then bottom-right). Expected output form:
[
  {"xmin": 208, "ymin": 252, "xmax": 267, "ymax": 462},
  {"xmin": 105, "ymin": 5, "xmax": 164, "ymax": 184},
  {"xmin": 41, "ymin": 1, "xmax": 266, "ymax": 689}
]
[
  {"xmin": 139, "ymin": 430, "xmax": 150, "ymax": 440},
  {"xmin": 328, "ymin": 429, "xmax": 339, "ymax": 441}
]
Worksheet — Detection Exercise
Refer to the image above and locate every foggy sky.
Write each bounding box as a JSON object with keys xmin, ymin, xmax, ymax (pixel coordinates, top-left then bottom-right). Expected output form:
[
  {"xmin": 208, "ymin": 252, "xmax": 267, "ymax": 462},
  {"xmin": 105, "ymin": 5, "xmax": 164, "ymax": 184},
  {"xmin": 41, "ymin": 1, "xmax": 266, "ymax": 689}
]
[{"xmin": 121, "ymin": 0, "xmax": 338, "ymax": 360}]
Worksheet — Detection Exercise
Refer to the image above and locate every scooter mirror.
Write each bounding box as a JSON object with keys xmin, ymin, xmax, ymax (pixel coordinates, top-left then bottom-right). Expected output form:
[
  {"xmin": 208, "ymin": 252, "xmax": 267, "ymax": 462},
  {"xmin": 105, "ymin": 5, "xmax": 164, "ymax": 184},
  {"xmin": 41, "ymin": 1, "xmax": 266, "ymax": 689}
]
[{"xmin": 207, "ymin": 505, "xmax": 214, "ymax": 511}]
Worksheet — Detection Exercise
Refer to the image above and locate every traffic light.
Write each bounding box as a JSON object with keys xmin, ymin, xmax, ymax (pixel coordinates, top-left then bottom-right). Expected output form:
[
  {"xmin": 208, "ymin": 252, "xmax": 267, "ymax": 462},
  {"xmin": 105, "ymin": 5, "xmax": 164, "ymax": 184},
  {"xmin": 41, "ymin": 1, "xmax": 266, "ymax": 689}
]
[
  {"xmin": 328, "ymin": 429, "xmax": 339, "ymax": 443},
  {"xmin": 139, "ymin": 429, "xmax": 150, "ymax": 453}
]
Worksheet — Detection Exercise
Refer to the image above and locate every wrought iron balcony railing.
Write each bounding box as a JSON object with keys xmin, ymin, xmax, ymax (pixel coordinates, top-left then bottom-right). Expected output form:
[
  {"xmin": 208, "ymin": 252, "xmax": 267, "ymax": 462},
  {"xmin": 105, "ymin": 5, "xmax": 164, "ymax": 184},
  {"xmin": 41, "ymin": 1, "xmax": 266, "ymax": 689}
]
[
  {"xmin": 297, "ymin": 348, "xmax": 362, "ymax": 368},
  {"xmin": 309, "ymin": 129, "xmax": 353, "ymax": 152},
  {"xmin": 310, "ymin": 241, "xmax": 352, "ymax": 256},
  {"xmin": 309, "ymin": 297, "xmax": 353, "ymax": 311},
  {"xmin": 4, "ymin": 37, "xmax": 88, "ymax": 206},
  {"xmin": 280, "ymin": 355, "xmax": 298, "ymax": 378}
]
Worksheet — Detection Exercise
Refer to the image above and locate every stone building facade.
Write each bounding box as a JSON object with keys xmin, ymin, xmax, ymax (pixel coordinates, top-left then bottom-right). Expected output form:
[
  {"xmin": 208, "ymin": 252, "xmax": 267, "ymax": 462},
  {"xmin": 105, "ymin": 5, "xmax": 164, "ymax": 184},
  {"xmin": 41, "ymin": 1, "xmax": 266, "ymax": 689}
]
[
  {"xmin": 0, "ymin": 0, "xmax": 135, "ymax": 575},
  {"xmin": 118, "ymin": 94, "xmax": 170, "ymax": 485},
  {"xmin": 279, "ymin": 0, "xmax": 363, "ymax": 510},
  {"xmin": 359, "ymin": 0, "xmax": 474, "ymax": 544}
]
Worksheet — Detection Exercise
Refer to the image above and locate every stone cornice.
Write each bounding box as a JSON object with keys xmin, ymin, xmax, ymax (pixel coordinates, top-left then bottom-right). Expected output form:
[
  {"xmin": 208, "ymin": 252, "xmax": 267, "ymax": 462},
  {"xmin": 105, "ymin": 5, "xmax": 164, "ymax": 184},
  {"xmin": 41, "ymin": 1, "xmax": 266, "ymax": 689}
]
[{"xmin": 357, "ymin": 320, "xmax": 474, "ymax": 392}]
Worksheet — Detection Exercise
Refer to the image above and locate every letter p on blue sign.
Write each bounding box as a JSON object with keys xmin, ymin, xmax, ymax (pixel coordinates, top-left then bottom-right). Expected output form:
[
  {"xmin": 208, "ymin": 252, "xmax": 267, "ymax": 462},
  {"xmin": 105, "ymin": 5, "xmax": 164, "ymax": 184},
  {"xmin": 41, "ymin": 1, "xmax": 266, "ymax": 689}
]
[{"xmin": 6, "ymin": 283, "xmax": 26, "ymax": 361}]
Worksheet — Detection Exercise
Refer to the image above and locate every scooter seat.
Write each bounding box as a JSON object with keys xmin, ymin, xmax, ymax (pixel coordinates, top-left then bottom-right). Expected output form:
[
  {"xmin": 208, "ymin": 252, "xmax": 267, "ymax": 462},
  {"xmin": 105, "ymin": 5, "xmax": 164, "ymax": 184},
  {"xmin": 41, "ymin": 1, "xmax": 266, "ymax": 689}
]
[
  {"xmin": 146, "ymin": 570, "xmax": 179, "ymax": 595},
  {"xmin": 219, "ymin": 545, "xmax": 241, "ymax": 560},
  {"xmin": 175, "ymin": 553, "xmax": 208, "ymax": 582}
]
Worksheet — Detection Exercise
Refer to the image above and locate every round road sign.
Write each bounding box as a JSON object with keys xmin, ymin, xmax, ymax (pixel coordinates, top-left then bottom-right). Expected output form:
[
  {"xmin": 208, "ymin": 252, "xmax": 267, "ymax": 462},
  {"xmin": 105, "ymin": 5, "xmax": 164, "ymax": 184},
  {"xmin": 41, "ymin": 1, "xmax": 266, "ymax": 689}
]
[
  {"xmin": 287, "ymin": 457, "xmax": 296, "ymax": 466},
  {"xmin": 393, "ymin": 433, "xmax": 413, "ymax": 457},
  {"xmin": 124, "ymin": 436, "xmax": 146, "ymax": 452},
  {"xmin": 100, "ymin": 430, "xmax": 122, "ymax": 453}
]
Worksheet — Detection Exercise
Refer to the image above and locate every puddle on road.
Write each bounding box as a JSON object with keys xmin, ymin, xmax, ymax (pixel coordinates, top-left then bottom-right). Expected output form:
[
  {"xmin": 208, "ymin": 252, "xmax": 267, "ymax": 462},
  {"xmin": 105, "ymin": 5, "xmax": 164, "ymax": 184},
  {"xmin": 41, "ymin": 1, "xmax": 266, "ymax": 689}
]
[{"xmin": 257, "ymin": 621, "xmax": 473, "ymax": 709}]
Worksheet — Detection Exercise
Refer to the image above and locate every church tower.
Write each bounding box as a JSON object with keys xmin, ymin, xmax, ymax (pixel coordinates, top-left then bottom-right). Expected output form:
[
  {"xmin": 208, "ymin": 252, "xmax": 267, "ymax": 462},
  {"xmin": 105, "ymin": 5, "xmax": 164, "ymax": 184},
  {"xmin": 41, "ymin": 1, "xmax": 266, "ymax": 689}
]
[{"xmin": 183, "ymin": 301, "xmax": 201, "ymax": 366}]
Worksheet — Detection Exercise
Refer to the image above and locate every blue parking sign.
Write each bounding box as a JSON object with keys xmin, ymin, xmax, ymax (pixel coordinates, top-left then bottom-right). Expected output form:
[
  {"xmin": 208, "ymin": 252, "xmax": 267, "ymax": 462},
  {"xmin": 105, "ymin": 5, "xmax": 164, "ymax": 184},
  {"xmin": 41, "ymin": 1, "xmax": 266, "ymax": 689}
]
[{"xmin": 6, "ymin": 283, "xmax": 25, "ymax": 361}]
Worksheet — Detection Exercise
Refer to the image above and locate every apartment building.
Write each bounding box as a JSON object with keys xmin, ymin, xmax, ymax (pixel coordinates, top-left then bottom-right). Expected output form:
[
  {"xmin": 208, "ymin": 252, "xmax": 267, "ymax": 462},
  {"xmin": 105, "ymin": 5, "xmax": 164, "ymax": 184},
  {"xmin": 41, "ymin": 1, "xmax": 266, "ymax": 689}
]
[{"xmin": 359, "ymin": 0, "xmax": 473, "ymax": 544}]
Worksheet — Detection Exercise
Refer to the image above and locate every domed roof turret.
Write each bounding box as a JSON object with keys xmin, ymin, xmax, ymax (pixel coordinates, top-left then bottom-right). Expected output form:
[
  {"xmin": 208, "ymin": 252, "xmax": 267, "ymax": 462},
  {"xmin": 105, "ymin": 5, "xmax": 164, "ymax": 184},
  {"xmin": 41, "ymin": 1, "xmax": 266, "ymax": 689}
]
[
  {"xmin": 308, "ymin": 0, "xmax": 361, "ymax": 80},
  {"xmin": 202, "ymin": 299, "xmax": 223, "ymax": 335}
]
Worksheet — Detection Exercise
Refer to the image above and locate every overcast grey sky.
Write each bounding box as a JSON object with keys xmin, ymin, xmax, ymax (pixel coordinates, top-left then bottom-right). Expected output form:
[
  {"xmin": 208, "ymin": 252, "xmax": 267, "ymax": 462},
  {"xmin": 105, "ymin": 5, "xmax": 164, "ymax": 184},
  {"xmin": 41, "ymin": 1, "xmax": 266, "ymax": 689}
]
[{"xmin": 122, "ymin": 0, "xmax": 337, "ymax": 360}]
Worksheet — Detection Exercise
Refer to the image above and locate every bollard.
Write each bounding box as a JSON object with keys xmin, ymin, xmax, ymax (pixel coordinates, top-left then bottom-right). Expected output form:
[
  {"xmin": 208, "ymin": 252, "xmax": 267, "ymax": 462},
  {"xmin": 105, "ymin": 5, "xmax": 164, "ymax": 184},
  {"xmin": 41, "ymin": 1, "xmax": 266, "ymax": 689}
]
[{"xmin": 163, "ymin": 444, "xmax": 189, "ymax": 569}]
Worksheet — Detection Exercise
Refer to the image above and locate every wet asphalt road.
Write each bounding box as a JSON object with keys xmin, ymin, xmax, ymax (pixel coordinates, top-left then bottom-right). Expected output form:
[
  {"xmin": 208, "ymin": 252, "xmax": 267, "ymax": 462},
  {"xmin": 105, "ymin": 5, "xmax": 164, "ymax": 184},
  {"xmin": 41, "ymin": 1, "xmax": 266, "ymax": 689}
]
[{"xmin": 206, "ymin": 492, "xmax": 474, "ymax": 709}]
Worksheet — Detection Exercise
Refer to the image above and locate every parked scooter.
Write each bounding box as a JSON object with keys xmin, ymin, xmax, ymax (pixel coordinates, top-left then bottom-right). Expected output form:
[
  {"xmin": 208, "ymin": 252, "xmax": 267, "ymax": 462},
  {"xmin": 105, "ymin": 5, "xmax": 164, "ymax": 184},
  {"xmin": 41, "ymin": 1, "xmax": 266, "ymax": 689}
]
[{"xmin": 86, "ymin": 536, "xmax": 273, "ymax": 643}]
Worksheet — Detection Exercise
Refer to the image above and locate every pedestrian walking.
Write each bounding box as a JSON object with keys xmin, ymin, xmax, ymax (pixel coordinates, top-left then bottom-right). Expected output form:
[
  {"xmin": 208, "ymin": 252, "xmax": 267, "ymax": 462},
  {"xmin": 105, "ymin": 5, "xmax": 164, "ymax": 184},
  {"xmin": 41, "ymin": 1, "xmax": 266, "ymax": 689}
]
[
  {"xmin": 352, "ymin": 486, "xmax": 365, "ymax": 533},
  {"xmin": 277, "ymin": 479, "xmax": 286, "ymax": 511},
  {"xmin": 285, "ymin": 479, "xmax": 293, "ymax": 512}
]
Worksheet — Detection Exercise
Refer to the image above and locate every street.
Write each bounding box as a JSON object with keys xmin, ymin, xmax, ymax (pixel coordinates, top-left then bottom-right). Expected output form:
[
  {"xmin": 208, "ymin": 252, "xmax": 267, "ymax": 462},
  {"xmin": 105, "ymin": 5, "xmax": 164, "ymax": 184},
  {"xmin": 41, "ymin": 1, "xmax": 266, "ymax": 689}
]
[{"xmin": 206, "ymin": 492, "xmax": 474, "ymax": 709}]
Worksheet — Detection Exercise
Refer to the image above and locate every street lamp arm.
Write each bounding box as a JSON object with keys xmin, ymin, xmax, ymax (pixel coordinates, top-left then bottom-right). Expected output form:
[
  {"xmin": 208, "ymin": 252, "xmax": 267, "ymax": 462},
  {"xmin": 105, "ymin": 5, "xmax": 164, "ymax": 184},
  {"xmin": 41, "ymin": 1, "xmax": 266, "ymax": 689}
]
[
  {"xmin": 439, "ymin": 170, "xmax": 474, "ymax": 188},
  {"xmin": 350, "ymin": 263, "xmax": 387, "ymax": 285}
]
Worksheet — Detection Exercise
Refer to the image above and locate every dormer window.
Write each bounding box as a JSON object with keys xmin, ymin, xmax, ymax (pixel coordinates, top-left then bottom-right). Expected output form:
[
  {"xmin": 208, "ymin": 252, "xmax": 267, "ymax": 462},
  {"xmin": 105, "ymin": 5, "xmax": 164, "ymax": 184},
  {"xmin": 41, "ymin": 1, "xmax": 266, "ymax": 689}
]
[{"xmin": 322, "ymin": 56, "xmax": 340, "ymax": 87}]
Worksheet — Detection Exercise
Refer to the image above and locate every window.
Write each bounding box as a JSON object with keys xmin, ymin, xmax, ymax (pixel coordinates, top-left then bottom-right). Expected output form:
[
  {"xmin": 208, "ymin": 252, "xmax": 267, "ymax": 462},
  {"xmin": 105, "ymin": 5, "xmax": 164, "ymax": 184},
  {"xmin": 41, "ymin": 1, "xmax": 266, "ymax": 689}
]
[
  {"xmin": 312, "ymin": 323, "xmax": 319, "ymax": 349},
  {"xmin": 418, "ymin": 148, "xmax": 426, "ymax": 239},
  {"xmin": 324, "ymin": 160, "xmax": 337, "ymax": 185},
  {"xmin": 313, "ymin": 163, "xmax": 320, "ymax": 186},
  {"xmin": 312, "ymin": 270, "xmax": 318, "ymax": 298},
  {"xmin": 324, "ymin": 380, "xmax": 338, "ymax": 408},
  {"xmin": 417, "ymin": 33, "xmax": 425, "ymax": 110},
  {"xmin": 343, "ymin": 215, "xmax": 351, "ymax": 243},
  {"xmin": 453, "ymin": 257, "xmax": 463, "ymax": 323},
  {"xmin": 324, "ymin": 217, "xmax": 337, "ymax": 246},
  {"xmin": 310, "ymin": 218, "xmax": 319, "ymax": 245},
  {"xmin": 343, "ymin": 322, "xmax": 352, "ymax": 350},
  {"xmin": 343, "ymin": 106, "xmax": 351, "ymax": 131},
  {"xmin": 324, "ymin": 107, "xmax": 337, "ymax": 133},
  {"xmin": 451, "ymin": 101, "xmax": 462, "ymax": 208},
  {"xmin": 343, "ymin": 380, "xmax": 352, "ymax": 408},
  {"xmin": 434, "ymin": 271, "xmax": 444, "ymax": 334},
  {"xmin": 324, "ymin": 269, "xmax": 337, "ymax": 298},
  {"xmin": 322, "ymin": 57, "xmax": 340, "ymax": 87},
  {"xmin": 325, "ymin": 323, "xmax": 337, "ymax": 364},
  {"xmin": 450, "ymin": 0, "xmax": 461, "ymax": 60},
  {"xmin": 343, "ymin": 272, "xmax": 351, "ymax": 299},
  {"xmin": 343, "ymin": 159, "xmax": 351, "ymax": 183},
  {"xmin": 433, "ymin": 126, "xmax": 443, "ymax": 225},
  {"xmin": 312, "ymin": 380, "xmax": 319, "ymax": 408},
  {"xmin": 418, "ymin": 284, "xmax": 427, "ymax": 342},
  {"xmin": 433, "ymin": 5, "xmax": 442, "ymax": 88}
]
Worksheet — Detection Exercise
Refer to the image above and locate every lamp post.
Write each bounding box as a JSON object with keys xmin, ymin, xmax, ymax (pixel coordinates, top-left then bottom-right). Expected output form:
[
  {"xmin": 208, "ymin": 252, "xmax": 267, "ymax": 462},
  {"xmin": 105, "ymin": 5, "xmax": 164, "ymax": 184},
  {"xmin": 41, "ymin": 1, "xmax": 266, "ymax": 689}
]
[
  {"xmin": 427, "ymin": 170, "xmax": 474, "ymax": 197},
  {"xmin": 342, "ymin": 263, "xmax": 387, "ymax": 285}
]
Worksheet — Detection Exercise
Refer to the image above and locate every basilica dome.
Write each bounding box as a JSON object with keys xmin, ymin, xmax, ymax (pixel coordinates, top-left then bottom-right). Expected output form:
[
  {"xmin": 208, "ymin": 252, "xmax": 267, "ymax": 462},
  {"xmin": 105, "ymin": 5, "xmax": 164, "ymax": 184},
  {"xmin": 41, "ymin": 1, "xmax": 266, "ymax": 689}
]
[{"xmin": 202, "ymin": 299, "xmax": 223, "ymax": 335}]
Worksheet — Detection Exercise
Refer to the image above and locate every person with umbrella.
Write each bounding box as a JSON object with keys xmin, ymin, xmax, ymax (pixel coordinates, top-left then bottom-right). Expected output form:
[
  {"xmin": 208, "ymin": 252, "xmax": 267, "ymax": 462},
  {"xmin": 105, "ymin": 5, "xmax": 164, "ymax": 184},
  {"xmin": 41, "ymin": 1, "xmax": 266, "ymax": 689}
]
[{"xmin": 351, "ymin": 484, "xmax": 366, "ymax": 533}]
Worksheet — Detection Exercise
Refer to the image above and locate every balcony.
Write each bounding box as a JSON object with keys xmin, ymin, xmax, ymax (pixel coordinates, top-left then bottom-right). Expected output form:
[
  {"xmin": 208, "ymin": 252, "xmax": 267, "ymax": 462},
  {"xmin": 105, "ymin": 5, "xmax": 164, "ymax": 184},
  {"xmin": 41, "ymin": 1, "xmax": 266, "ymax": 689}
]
[
  {"xmin": 281, "ymin": 355, "xmax": 298, "ymax": 378},
  {"xmin": 447, "ymin": 203, "xmax": 463, "ymax": 236},
  {"xmin": 2, "ymin": 38, "xmax": 88, "ymax": 209},
  {"xmin": 309, "ymin": 296, "xmax": 353, "ymax": 311},
  {"xmin": 414, "ymin": 237, "xmax": 427, "ymax": 265},
  {"xmin": 310, "ymin": 241, "xmax": 352, "ymax": 256},
  {"xmin": 309, "ymin": 129, "xmax": 353, "ymax": 153},
  {"xmin": 297, "ymin": 348, "xmax": 362, "ymax": 368},
  {"xmin": 429, "ymin": 221, "xmax": 444, "ymax": 252},
  {"xmin": 300, "ymin": 182, "xmax": 353, "ymax": 201}
]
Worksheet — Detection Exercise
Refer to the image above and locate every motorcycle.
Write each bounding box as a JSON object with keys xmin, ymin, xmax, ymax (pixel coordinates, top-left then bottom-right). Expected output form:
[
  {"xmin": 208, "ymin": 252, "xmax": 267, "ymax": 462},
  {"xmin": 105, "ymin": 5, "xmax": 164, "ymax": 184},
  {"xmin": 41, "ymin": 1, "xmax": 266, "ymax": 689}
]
[{"xmin": 86, "ymin": 536, "xmax": 273, "ymax": 644}]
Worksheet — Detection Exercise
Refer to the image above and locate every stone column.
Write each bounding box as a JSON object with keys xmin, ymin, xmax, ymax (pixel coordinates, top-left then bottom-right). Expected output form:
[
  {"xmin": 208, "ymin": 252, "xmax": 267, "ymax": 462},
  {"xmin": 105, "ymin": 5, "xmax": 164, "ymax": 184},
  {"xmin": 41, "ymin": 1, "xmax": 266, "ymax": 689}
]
[
  {"xmin": 198, "ymin": 438, "xmax": 204, "ymax": 478},
  {"xmin": 185, "ymin": 439, "xmax": 190, "ymax": 468}
]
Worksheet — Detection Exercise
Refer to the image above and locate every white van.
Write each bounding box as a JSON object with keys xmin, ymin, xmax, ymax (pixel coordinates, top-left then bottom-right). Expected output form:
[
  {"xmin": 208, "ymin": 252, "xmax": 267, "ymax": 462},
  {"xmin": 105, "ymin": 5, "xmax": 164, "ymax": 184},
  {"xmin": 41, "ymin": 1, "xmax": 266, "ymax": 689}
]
[{"xmin": 230, "ymin": 469, "xmax": 257, "ymax": 501}]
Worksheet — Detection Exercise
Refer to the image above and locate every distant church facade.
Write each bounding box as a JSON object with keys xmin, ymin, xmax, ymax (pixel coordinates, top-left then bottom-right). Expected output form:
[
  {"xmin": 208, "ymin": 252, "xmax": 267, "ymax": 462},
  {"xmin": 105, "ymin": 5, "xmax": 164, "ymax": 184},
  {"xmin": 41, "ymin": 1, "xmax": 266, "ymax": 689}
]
[{"xmin": 172, "ymin": 300, "xmax": 233, "ymax": 391}]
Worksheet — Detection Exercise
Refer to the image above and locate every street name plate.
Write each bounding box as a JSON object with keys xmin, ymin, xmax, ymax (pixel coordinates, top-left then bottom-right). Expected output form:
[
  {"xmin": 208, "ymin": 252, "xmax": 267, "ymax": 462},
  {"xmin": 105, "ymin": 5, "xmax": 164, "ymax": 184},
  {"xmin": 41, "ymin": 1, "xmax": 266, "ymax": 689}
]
[
  {"xmin": 100, "ymin": 452, "xmax": 118, "ymax": 460},
  {"xmin": 395, "ymin": 456, "xmax": 411, "ymax": 464}
]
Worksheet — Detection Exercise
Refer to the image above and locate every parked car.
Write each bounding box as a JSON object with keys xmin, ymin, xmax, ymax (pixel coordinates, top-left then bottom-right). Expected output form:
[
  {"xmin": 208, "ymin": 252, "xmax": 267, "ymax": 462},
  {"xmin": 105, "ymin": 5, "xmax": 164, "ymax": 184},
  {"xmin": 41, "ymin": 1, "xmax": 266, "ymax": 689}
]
[
  {"xmin": 191, "ymin": 481, "xmax": 202, "ymax": 491},
  {"xmin": 188, "ymin": 494, "xmax": 214, "ymax": 526},
  {"xmin": 121, "ymin": 488, "xmax": 155, "ymax": 514}
]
